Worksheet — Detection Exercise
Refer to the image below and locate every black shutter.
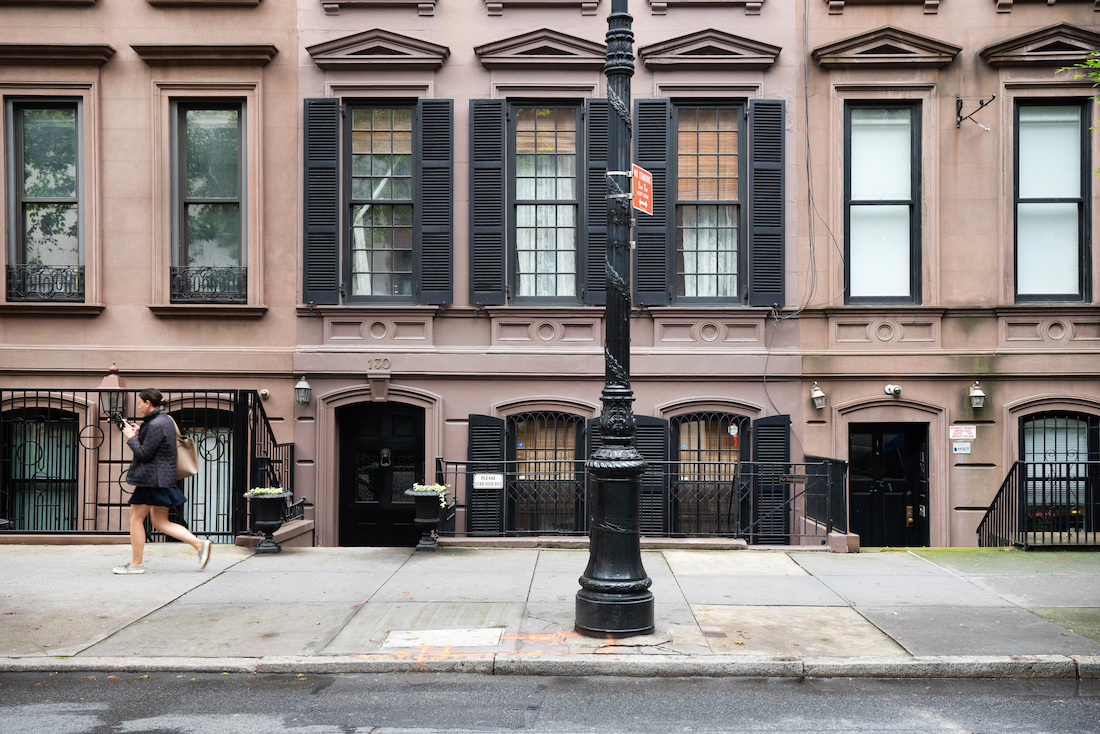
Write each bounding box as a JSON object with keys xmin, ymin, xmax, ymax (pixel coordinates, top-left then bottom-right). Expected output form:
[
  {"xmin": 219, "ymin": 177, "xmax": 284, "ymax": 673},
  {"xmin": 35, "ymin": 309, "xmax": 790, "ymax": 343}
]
[
  {"xmin": 469, "ymin": 100, "xmax": 506, "ymax": 305},
  {"xmin": 467, "ymin": 414, "xmax": 505, "ymax": 535},
  {"xmin": 633, "ymin": 99, "xmax": 671, "ymax": 306},
  {"xmin": 747, "ymin": 99, "xmax": 785, "ymax": 308},
  {"xmin": 303, "ymin": 97, "xmax": 340, "ymax": 305},
  {"xmin": 417, "ymin": 99, "xmax": 453, "ymax": 305},
  {"xmin": 584, "ymin": 99, "xmax": 608, "ymax": 306},
  {"xmin": 751, "ymin": 414, "xmax": 791, "ymax": 545},
  {"xmin": 587, "ymin": 415, "xmax": 669, "ymax": 535}
]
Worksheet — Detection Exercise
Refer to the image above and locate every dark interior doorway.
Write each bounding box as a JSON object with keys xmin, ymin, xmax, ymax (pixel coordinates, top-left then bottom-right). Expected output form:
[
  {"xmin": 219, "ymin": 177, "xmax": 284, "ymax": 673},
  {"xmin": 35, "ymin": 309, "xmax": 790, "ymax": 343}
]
[
  {"xmin": 848, "ymin": 422, "xmax": 929, "ymax": 547},
  {"xmin": 338, "ymin": 402, "xmax": 425, "ymax": 546}
]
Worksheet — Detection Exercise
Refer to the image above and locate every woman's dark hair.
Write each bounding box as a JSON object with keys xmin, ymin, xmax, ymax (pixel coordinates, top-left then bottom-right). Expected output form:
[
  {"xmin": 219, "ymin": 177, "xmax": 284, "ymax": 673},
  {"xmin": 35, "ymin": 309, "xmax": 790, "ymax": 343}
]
[{"xmin": 138, "ymin": 388, "xmax": 164, "ymax": 407}]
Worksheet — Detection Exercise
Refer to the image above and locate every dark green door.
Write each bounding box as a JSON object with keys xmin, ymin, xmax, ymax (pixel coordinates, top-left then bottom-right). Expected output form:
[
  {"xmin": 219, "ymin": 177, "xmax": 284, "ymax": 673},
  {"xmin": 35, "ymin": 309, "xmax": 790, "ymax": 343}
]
[
  {"xmin": 339, "ymin": 402, "xmax": 425, "ymax": 546},
  {"xmin": 849, "ymin": 423, "xmax": 929, "ymax": 547}
]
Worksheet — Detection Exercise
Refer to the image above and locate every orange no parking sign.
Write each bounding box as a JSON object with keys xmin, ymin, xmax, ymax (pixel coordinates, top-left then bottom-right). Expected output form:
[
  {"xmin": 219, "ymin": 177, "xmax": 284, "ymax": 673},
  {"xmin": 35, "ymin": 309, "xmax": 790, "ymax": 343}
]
[{"xmin": 631, "ymin": 164, "xmax": 652, "ymax": 216}]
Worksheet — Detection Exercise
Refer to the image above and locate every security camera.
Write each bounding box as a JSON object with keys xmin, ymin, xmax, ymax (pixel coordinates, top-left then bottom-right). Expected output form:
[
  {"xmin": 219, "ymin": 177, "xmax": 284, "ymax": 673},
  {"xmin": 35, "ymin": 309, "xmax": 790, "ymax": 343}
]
[
  {"xmin": 259, "ymin": 389, "xmax": 269, "ymax": 400},
  {"xmin": 884, "ymin": 384, "xmax": 902, "ymax": 397}
]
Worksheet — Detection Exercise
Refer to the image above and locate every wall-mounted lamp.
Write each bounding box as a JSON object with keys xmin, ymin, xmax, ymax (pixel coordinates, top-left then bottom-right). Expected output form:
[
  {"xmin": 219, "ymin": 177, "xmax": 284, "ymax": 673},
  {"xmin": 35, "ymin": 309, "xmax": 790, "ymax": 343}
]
[
  {"xmin": 294, "ymin": 376, "xmax": 312, "ymax": 405},
  {"xmin": 969, "ymin": 381, "xmax": 986, "ymax": 409},
  {"xmin": 884, "ymin": 384, "xmax": 902, "ymax": 397},
  {"xmin": 810, "ymin": 382, "xmax": 826, "ymax": 410},
  {"xmin": 97, "ymin": 363, "xmax": 127, "ymax": 422}
]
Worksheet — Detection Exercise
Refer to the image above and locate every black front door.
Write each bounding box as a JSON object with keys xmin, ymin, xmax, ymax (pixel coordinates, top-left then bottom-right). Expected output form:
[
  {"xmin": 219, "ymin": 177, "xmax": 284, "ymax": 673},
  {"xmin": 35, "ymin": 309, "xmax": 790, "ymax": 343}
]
[
  {"xmin": 338, "ymin": 402, "xmax": 425, "ymax": 546},
  {"xmin": 849, "ymin": 423, "xmax": 929, "ymax": 547}
]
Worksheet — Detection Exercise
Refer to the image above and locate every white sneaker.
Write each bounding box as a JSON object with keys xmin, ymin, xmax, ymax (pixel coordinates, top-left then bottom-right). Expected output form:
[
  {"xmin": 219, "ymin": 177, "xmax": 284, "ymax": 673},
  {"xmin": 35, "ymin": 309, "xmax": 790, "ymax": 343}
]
[
  {"xmin": 113, "ymin": 563, "xmax": 145, "ymax": 575},
  {"xmin": 198, "ymin": 539, "xmax": 212, "ymax": 570}
]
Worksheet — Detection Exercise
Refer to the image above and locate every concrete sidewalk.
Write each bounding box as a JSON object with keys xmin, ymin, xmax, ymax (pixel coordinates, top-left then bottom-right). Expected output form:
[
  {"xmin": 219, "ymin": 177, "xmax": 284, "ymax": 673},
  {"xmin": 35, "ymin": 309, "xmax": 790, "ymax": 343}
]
[{"xmin": 2, "ymin": 543, "xmax": 1099, "ymax": 679}]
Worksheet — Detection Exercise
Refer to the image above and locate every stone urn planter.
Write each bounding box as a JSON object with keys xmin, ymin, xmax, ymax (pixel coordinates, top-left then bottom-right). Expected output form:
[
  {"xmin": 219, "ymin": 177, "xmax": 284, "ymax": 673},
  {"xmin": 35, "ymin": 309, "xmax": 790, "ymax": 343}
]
[
  {"xmin": 245, "ymin": 489, "xmax": 291, "ymax": 554},
  {"xmin": 404, "ymin": 483, "xmax": 448, "ymax": 551}
]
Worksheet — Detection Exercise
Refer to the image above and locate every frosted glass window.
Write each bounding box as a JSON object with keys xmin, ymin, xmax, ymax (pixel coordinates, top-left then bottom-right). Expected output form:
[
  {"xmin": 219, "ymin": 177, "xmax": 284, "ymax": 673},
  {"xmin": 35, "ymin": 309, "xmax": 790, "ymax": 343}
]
[
  {"xmin": 849, "ymin": 205, "xmax": 911, "ymax": 298},
  {"xmin": 850, "ymin": 108, "xmax": 911, "ymax": 201},
  {"xmin": 1019, "ymin": 106, "xmax": 1080, "ymax": 199},
  {"xmin": 1017, "ymin": 203, "xmax": 1079, "ymax": 295}
]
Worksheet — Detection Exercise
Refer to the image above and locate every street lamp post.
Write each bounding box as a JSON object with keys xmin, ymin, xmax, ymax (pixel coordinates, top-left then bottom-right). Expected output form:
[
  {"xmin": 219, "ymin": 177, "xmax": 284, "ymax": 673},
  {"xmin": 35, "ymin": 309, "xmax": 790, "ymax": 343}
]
[{"xmin": 575, "ymin": 0, "xmax": 654, "ymax": 638}]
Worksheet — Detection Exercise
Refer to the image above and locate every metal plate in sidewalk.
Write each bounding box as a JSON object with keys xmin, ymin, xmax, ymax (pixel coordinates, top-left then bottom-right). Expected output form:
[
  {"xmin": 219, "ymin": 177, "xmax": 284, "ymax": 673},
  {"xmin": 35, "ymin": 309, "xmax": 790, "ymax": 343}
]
[{"xmin": 381, "ymin": 627, "xmax": 505, "ymax": 648}]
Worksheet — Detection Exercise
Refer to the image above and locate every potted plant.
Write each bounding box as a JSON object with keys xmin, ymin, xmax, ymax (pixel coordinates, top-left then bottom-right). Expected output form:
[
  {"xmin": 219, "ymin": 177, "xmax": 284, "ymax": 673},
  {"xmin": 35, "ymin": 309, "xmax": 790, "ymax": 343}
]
[
  {"xmin": 244, "ymin": 486, "xmax": 291, "ymax": 554},
  {"xmin": 404, "ymin": 482, "xmax": 449, "ymax": 551}
]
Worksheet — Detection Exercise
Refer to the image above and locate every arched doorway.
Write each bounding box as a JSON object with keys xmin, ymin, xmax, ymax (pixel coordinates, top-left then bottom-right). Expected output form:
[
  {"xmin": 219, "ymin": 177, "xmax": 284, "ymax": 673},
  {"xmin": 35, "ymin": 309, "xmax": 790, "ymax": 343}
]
[{"xmin": 338, "ymin": 402, "xmax": 425, "ymax": 546}]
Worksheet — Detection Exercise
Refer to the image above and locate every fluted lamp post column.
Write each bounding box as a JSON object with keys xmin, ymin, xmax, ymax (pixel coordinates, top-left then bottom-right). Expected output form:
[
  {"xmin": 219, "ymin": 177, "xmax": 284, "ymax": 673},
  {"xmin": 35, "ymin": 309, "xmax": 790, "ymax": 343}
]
[{"xmin": 575, "ymin": 0, "xmax": 654, "ymax": 638}]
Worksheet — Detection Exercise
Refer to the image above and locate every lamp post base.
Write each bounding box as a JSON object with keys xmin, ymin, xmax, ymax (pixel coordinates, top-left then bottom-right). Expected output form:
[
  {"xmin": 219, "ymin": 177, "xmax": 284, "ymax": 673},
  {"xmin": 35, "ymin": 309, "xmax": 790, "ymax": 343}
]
[{"xmin": 576, "ymin": 589, "xmax": 654, "ymax": 637}]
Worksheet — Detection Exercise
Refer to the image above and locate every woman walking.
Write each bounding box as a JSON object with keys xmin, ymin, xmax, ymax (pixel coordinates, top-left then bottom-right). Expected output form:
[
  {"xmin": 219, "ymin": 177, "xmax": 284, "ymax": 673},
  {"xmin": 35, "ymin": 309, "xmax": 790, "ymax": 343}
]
[{"xmin": 114, "ymin": 388, "xmax": 212, "ymax": 574}]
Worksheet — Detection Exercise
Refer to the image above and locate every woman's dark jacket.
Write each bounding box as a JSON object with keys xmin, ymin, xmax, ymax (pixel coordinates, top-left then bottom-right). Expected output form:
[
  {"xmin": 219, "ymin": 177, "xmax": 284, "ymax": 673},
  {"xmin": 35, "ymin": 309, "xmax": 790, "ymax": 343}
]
[{"xmin": 126, "ymin": 411, "xmax": 177, "ymax": 488}]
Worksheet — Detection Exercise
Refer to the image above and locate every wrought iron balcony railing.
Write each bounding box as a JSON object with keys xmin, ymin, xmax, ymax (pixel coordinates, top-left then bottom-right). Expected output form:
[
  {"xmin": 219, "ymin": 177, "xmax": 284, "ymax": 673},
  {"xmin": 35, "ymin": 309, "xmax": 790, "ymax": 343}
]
[
  {"xmin": 170, "ymin": 266, "xmax": 247, "ymax": 304},
  {"xmin": 6, "ymin": 264, "xmax": 85, "ymax": 302}
]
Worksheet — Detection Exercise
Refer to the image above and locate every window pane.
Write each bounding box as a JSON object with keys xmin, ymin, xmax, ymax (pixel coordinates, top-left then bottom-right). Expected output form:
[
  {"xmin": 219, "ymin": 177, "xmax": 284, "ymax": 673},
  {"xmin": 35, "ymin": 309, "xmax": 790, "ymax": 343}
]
[
  {"xmin": 676, "ymin": 204, "xmax": 737, "ymax": 299},
  {"xmin": 1017, "ymin": 202, "xmax": 1079, "ymax": 295},
  {"xmin": 1019, "ymin": 106, "xmax": 1081, "ymax": 199},
  {"xmin": 185, "ymin": 109, "xmax": 239, "ymax": 200},
  {"xmin": 677, "ymin": 107, "xmax": 739, "ymax": 208},
  {"xmin": 22, "ymin": 108, "xmax": 77, "ymax": 199},
  {"xmin": 185, "ymin": 203, "xmax": 241, "ymax": 267},
  {"xmin": 23, "ymin": 203, "xmax": 78, "ymax": 265},
  {"xmin": 849, "ymin": 205, "xmax": 910, "ymax": 298},
  {"xmin": 850, "ymin": 108, "xmax": 911, "ymax": 201}
]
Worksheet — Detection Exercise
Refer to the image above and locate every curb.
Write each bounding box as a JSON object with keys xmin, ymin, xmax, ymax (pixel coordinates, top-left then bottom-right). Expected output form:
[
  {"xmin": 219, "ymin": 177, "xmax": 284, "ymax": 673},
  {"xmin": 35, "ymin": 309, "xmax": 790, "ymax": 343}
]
[{"xmin": 0, "ymin": 654, "xmax": 1093, "ymax": 679}]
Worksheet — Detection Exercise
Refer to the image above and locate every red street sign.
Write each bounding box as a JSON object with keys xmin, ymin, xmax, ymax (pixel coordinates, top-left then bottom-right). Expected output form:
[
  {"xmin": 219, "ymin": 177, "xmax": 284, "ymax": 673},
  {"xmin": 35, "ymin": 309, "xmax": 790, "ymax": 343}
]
[{"xmin": 632, "ymin": 164, "xmax": 653, "ymax": 216}]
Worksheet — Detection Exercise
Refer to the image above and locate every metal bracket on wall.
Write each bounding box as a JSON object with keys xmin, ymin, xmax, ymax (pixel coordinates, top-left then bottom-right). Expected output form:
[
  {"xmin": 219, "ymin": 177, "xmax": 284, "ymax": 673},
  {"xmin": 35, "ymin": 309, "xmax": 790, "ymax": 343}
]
[{"xmin": 957, "ymin": 94, "xmax": 996, "ymax": 130}]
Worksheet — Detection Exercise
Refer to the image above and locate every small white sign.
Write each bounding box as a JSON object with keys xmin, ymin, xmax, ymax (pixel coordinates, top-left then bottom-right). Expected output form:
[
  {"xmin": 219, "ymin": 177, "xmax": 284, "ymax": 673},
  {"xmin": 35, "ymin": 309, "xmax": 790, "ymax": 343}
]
[
  {"xmin": 473, "ymin": 473, "xmax": 504, "ymax": 490},
  {"xmin": 952, "ymin": 442, "xmax": 972, "ymax": 454},
  {"xmin": 949, "ymin": 425, "xmax": 977, "ymax": 440}
]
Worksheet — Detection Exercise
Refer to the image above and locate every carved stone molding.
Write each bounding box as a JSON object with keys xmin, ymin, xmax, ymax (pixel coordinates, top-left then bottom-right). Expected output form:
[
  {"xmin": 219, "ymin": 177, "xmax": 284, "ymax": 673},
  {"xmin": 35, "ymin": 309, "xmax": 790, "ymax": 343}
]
[
  {"xmin": 132, "ymin": 45, "xmax": 277, "ymax": 66},
  {"xmin": 308, "ymin": 29, "xmax": 449, "ymax": 70},
  {"xmin": 485, "ymin": 0, "xmax": 599, "ymax": 16},
  {"xmin": 830, "ymin": 315, "xmax": 941, "ymax": 349},
  {"xmin": 827, "ymin": 0, "xmax": 938, "ymax": 14},
  {"xmin": 491, "ymin": 312, "xmax": 601, "ymax": 348},
  {"xmin": 0, "ymin": 0, "xmax": 95, "ymax": 4},
  {"xmin": 648, "ymin": 0, "xmax": 763, "ymax": 16},
  {"xmin": 321, "ymin": 0, "xmax": 434, "ymax": 15},
  {"xmin": 980, "ymin": 23, "xmax": 1100, "ymax": 67},
  {"xmin": 639, "ymin": 29, "xmax": 781, "ymax": 71},
  {"xmin": 149, "ymin": 0, "xmax": 260, "ymax": 6},
  {"xmin": 995, "ymin": 0, "xmax": 1100, "ymax": 12},
  {"xmin": 325, "ymin": 313, "xmax": 433, "ymax": 345},
  {"xmin": 0, "ymin": 44, "xmax": 114, "ymax": 66},
  {"xmin": 812, "ymin": 26, "xmax": 961, "ymax": 68},
  {"xmin": 475, "ymin": 28, "xmax": 605, "ymax": 69},
  {"xmin": 1000, "ymin": 316, "xmax": 1100, "ymax": 348}
]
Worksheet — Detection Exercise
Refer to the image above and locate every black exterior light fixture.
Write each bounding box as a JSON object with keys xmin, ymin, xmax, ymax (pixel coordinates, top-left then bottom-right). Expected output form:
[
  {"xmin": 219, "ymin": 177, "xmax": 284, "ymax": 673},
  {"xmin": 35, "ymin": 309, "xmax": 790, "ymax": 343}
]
[
  {"xmin": 575, "ymin": 0, "xmax": 655, "ymax": 639},
  {"xmin": 98, "ymin": 363, "xmax": 127, "ymax": 422},
  {"xmin": 294, "ymin": 376, "xmax": 312, "ymax": 405},
  {"xmin": 969, "ymin": 381, "xmax": 986, "ymax": 409}
]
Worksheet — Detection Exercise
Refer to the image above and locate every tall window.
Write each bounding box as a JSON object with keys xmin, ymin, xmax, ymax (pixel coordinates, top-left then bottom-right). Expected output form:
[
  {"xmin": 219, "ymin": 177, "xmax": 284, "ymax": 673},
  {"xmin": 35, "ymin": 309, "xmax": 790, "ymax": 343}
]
[
  {"xmin": 845, "ymin": 104, "xmax": 920, "ymax": 304},
  {"xmin": 6, "ymin": 100, "xmax": 83, "ymax": 302},
  {"xmin": 506, "ymin": 412, "xmax": 584, "ymax": 532},
  {"xmin": 348, "ymin": 105, "xmax": 414, "ymax": 300},
  {"xmin": 675, "ymin": 105, "xmax": 742, "ymax": 301},
  {"xmin": 172, "ymin": 102, "xmax": 245, "ymax": 303},
  {"xmin": 511, "ymin": 105, "xmax": 579, "ymax": 301},
  {"xmin": 1015, "ymin": 101, "xmax": 1090, "ymax": 302}
]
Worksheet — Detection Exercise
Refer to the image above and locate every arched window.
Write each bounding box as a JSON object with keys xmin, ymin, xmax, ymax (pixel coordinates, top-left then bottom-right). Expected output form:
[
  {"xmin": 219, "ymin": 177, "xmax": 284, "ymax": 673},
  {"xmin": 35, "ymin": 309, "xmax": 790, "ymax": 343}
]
[
  {"xmin": 670, "ymin": 412, "xmax": 748, "ymax": 534},
  {"xmin": 1019, "ymin": 412, "xmax": 1099, "ymax": 535},
  {"xmin": 1, "ymin": 407, "xmax": 79, "ymax": 531},
  {"xmin": 506, "ymin": 411, "xmax": 585, "ymax": 533}
]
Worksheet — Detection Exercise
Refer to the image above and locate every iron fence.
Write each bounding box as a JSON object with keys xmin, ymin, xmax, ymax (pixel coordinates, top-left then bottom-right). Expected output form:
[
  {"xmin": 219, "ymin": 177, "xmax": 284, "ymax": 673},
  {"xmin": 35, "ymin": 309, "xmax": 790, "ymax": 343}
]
[
  {"xmin": 0, "ymin": 388, "xmax": 292, "ymax": 543},
  {"xmin": 6, "ymin": 264, "xmax": 85, "ymax": 302},
  {"xmin": 436, "ymin": 456, "xmax": 847, "ymax": 545},
  {"xmin": 978, "ymin": 460, "xmax": 1100, "ymax": 548},
  {"xmin": 170, "ymin": 266, "xmax": 247, "ymax": 304}
]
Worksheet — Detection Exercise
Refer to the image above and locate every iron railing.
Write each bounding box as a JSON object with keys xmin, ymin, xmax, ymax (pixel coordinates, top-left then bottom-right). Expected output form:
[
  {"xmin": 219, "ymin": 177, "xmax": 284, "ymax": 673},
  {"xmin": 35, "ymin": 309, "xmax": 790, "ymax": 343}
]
[
  {"xmin": 978, "ymin": 460, "xmax": 1100, "ymax": 548},
  {"xmin": 0, "ymin": 388, "xmax": 292, "ymax": 543},
  {"xmin": 436, "ymin": 457, "xmax": 848, "ymax": 545},
  {"xmin": 6, "ymin": 264, "xmax": 85, "ymax": 302},
  {"xmin": 170, "ymin": 266, "xmax": 247, "ymax": 303}
]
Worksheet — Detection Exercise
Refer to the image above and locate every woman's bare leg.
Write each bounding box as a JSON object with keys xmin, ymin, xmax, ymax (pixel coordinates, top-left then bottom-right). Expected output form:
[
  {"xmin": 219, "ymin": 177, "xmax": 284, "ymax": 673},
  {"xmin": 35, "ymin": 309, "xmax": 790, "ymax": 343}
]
[
  {"xmin": 129, "ymin": 504, "xmax": 151, "ymax": 566},
  {"xmin": 148, "ymin": 505, "xmax": 203, "ymax": 552}
]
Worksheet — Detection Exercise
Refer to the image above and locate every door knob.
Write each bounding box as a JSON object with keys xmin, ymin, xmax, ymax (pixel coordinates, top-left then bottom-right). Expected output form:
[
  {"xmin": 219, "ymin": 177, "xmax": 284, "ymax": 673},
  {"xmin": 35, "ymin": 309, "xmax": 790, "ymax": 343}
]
[{"xmin": 380, "ymin": 448, "xmax": 392, "ymax": 467}]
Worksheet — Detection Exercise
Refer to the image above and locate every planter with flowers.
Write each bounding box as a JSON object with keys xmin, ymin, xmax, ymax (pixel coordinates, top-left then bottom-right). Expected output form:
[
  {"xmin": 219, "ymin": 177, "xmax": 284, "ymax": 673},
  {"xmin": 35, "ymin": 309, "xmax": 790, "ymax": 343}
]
[
  {"xmin": 244, "ymin": 486, "xmax": 292, "ymax": 554},
  {"xmin": 404, "ymin": 482, "xmax": 449, "ymax": 551}
]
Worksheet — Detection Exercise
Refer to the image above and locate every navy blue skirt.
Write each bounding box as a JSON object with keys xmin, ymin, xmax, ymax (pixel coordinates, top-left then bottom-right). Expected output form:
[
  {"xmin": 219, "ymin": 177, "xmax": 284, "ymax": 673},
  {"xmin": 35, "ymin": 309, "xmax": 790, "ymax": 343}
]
[{"xmin": 129, "ymin": 485, "xmax": 187, "ymax": 507}]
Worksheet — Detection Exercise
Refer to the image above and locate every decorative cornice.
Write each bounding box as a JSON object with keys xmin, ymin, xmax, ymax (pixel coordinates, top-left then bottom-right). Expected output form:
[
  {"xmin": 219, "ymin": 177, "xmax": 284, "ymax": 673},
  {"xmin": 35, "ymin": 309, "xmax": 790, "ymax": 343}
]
[
  {"xmin": 475, "ymin": 28, "xmax": 605, "ymax": 70},
  {"xmin": 811, "ymin": 26, "xmax": 961, "ymax": 69},
  {"xmin": 307, "ymin": 30, "xmax": 449, "ymax": 70},
  {"xmin": 321, "ymin": 0, "xmax": 435, "ymax": 17},
  {"xmin": 0, "ymin": 44, "xmax": 114, "ymax": 66},
  {"xmin": 980, "ymin": 23, "xmax": 1100, "ymax": 67},
  {"xmin": 148, "ymin": 0, "xmax": 260, "ymax": 5},
  {"xmin": 647, "ymin": 0, "xmax": 763, "ymax": 16},
  {"xmin": 826, "ymin": 0, "xmax": 939, "ymax": 15},
  {"xmin": 0, "ymin": 0, "xmax": 95, "ymax": 4},
  {"xmin": 639, "ymin": 29, "xmax": 780, "ymax": 71},
  {"xmin": 995, "ymin": 0, "xmax": 1100, "ymax": 13},
  {"xmin": 131, "ymin": 45, "xmax": 278, "ymax": 66},
  {"xmin": 484, "ymin": 0, "xmax": 600, "ymax": 16}
]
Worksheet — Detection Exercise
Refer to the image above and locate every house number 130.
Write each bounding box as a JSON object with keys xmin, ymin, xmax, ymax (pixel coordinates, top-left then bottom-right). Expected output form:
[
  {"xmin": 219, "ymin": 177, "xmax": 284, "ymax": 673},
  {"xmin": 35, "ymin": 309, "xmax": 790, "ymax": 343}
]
[{"xmin": 371, "ymin": 358, "xmax": 391, "ymax": 370}]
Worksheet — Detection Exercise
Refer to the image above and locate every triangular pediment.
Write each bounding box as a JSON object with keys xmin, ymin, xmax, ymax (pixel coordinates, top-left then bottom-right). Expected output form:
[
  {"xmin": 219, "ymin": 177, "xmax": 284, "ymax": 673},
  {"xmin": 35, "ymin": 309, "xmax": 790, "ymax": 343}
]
[
  {"xmin": 980, "ymin": 23, "xmax": 1100, "ymax": 67},
  {"xmin": 474, "ymin": 29, "xmax": 606, "ymax": 70},
  {"xmin": 639, "ymin": 29, "xmax": 781, "ymax": 70},
  {"xmin": 307, "ymin": 29, "xmax": 449, "ymax": 70},
  {"xmin": 811, "ymin": 26, "xmax": 961, "ymax": 68}
]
